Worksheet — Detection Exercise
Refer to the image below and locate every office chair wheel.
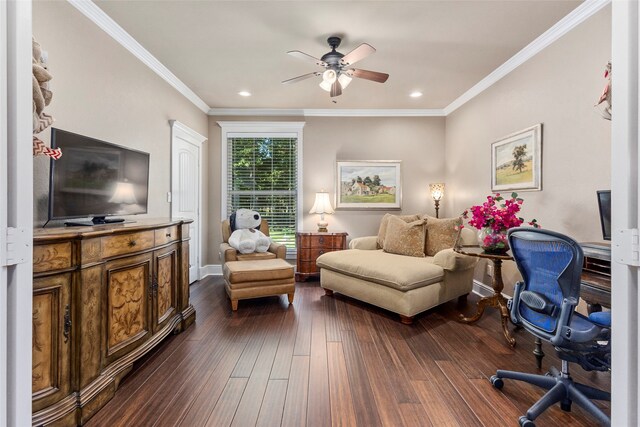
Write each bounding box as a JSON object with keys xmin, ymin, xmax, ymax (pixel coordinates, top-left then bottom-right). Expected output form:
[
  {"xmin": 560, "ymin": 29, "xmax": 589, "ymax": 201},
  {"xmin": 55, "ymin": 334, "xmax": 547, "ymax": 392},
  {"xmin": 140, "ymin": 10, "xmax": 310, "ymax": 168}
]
[
  {"xmin": 518, "ymin": 416, "xmax": 535, "ymax": 427},
  {"xmin": 490, "ymin": 375, "xmax": 504, "ymax": 389},
  {"xmin": 561, "ymin": 400, "xmax": 572, "ymax": 412}
]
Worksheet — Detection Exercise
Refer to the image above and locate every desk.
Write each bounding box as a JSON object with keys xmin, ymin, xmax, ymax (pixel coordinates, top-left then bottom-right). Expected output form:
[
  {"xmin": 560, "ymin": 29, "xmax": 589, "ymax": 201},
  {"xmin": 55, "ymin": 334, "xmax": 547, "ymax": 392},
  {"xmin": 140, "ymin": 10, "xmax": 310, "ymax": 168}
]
[
  {"xmin": 580, "ymin": 242, "xmax": 611, "ymax": 313},
  {"xmin": 454, "ymin": 245, "xmax": 516, "ymax": 347}
]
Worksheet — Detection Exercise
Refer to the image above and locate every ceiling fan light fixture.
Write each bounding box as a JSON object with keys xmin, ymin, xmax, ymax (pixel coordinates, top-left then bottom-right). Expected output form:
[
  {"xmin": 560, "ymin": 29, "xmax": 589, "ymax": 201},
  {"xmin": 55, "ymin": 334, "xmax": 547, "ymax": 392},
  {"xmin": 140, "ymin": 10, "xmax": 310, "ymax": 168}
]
[
  {"xmin": 322, "ymin": 69, "xmax": 337, "ymax": 84},
  {"xmin": 338, "ymin": 73, "xmax": 352, "ymax": 89},
  {"xmin": 319, "ymin": 80, "xmax": 332, "ymax": 92}
]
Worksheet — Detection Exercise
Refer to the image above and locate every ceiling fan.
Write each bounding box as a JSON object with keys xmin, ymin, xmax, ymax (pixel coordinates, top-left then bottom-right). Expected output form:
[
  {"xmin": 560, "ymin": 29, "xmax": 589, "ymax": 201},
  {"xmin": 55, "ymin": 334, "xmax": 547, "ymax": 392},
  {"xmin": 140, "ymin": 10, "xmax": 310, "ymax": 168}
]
[{"xmin": 282, "ymin": 36, "xmax": 389, "ymax": 98}]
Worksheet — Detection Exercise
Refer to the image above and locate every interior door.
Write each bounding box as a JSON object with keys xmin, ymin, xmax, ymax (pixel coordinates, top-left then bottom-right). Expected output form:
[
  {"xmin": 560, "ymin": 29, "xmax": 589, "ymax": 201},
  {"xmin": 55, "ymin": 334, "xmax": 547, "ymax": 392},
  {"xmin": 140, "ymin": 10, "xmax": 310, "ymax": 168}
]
[{"xmin": 171, "ymin": 124, "xmax": 201, "ymax": 283}]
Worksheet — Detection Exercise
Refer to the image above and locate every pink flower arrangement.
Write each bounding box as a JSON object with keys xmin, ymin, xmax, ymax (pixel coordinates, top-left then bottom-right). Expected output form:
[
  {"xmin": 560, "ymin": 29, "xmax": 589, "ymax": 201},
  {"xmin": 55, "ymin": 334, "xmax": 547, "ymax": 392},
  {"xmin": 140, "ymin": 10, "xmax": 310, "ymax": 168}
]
[
  {"xmin": 463, "ymin": 192, "xmax": 539, "ymax": 232},
  {"xmin": 462, "ymin": 192, "xmax": 539, "ymax": 252}
]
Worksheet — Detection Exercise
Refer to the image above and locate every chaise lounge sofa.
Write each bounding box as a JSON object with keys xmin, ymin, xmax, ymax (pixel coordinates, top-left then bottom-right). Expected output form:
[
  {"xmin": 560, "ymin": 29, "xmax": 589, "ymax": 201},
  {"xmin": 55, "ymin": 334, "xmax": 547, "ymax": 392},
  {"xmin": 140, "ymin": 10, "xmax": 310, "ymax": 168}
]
[{"xmin": 317, "ymin": 214, "xmax": 478, "ymax": 324}]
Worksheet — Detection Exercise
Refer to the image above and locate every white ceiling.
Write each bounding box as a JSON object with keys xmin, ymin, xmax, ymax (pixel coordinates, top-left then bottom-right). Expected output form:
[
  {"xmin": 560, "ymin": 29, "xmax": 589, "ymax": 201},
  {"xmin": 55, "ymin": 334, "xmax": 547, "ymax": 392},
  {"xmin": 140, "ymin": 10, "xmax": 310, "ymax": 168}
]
[{"xmin": 95, "ymin": 0, "xmax": 581, "ymax": 110}]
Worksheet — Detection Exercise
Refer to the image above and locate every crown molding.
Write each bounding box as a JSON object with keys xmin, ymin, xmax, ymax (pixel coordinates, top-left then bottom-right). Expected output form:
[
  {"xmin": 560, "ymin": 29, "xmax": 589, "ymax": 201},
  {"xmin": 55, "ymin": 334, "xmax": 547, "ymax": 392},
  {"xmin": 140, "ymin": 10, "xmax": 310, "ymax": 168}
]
[
  {"xmin": 443, "ymin": 0, "xmax": 611, "ymax": 115},
  {"xmin": 67, "ymin": 0, "xmax": 210, "ymax": 114},
  {"xmin": 208, "ymin": 108, "xmax": 445, "ymax": 117}
]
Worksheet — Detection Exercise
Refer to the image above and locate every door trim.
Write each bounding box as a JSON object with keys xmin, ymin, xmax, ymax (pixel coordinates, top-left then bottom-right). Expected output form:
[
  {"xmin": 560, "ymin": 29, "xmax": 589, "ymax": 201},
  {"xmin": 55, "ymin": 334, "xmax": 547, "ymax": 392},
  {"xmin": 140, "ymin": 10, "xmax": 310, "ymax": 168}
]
[
  {"xmin": 3, "ymin": 1, "xmax": 34, "ymax": 425},
  {"xmin": 169, "ymin": 120, "xmax": 207, "ymax": 282}
]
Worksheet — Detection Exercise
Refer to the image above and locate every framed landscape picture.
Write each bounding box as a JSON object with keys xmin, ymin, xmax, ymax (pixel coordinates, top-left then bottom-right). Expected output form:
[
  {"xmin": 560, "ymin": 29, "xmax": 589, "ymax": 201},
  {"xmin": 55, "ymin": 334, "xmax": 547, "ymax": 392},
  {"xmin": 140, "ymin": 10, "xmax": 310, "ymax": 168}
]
[
  {"xmin": 336, "ymin": 160, "xmax": 402, "ymax": 210},
  {"xmin": 491, "ymin": 124, "xmax": 542, "ymax": 192}
]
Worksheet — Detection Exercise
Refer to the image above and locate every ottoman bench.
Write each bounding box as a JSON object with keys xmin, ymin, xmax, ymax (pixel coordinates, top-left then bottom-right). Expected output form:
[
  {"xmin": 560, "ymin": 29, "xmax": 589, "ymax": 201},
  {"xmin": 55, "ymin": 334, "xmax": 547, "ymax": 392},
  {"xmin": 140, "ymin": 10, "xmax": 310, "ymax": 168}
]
[{"xmin": 223, "ymin": 258, "xmax": 295, "ymax": 311}]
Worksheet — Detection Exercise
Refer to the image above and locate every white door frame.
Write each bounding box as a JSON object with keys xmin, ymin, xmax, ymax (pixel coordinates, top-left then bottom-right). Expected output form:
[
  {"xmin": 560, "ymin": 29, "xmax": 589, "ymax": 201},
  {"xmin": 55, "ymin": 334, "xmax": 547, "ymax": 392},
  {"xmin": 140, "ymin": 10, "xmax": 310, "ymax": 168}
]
[
  {"xmin": 611, "ymin": 1, "xmax": 640, "ymax": 424},
  {"xmin": 2, "ymin": 0, "xmax": 34, "ymax": 425},
  {"xmin": 169, "ymin": 120, "xmax": 207, "ymax": 282}
]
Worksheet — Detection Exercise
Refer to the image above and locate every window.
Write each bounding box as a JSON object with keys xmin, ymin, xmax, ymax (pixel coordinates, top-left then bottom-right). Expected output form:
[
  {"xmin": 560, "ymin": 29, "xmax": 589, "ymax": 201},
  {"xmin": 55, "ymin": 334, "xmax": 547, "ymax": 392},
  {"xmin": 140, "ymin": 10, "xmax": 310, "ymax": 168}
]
[{"xmin": 220, "ymin": 122, "xmax": 304, "ymax": 257}]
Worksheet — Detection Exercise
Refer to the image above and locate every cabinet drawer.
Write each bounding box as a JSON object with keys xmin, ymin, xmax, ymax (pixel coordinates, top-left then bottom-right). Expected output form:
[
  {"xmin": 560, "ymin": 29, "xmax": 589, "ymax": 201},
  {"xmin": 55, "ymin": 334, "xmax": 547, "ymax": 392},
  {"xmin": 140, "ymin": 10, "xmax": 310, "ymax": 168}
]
[
  {"xmin": 155, "ymin": 226, "xmax": 179, "ymax": 246},
  {"xmin": 102, "ymin": 231, "xmax": 154, "ymax": 258},
  {"xmin": 297, "ymin": 234, "xmax": 344, "ymax": 249},
  {"xmin": 297, "ymin": 261, "xmax": 319, "ymax": 274},
  {"xmin": 298, "ymin": 247, "xmax": 336, "ymax": 261},
  {"xmin": 33, "ymin": 242, "xmax": 73, "ymax": 274}
]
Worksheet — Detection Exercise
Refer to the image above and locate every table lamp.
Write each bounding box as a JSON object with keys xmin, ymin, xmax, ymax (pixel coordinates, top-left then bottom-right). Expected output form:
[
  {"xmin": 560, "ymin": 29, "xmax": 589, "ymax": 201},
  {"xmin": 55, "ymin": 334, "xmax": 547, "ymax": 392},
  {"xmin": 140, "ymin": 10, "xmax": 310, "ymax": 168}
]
[
  {"xmin": 309, "ymin": 190, "xmax": 335, "ymax": 232},
  {"xmin": 429, "ymin": 183, "xmax": 445, "ymax": 218}
]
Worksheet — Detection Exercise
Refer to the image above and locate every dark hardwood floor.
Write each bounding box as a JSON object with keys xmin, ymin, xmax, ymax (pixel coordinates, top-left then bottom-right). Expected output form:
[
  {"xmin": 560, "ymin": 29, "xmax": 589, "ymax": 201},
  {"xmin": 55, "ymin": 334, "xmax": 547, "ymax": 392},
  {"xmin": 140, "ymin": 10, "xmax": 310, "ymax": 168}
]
[{"xmin": 86, "ymin": 277, "xmax": 610, "ymax": 427}]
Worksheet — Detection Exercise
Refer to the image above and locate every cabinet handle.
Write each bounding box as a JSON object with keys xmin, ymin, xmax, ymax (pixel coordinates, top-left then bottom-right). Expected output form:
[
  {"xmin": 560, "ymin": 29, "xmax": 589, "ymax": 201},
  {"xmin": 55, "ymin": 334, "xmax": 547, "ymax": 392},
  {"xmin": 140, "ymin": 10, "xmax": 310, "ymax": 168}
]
[
  {"xmin": 319, "ymin": 237, "xmax": 324, "ymax": 244},
  {"xmin": 149, "ymin": 275, "xmax": 159, "ymax": 298},
  {"xmin": 319, "ymin": 250, "xmax": 324, "ymax": 255},
  {"xmin": 128, "ymin": 240, "xmax": 137, "ymax": 247},
  {"xmin": 63, "ymin": 305, "xmax": 71, "ymax": 344},
  {"xmin": 165, "ymin": 232, "xmax": 171, "ymax": 238}
]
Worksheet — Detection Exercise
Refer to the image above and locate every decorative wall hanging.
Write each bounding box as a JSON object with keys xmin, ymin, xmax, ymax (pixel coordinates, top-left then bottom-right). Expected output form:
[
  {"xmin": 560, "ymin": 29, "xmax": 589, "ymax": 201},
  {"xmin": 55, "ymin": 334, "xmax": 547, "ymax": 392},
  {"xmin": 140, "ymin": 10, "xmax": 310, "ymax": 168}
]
[
  {"xmin": 595, "ymin": 61, "xmax": 611, "ymax": 121},
  {"xmin": 336, "ymin": 160, "xmax": 402, "ymax": 210},
  {"xmin": 32, "ymin": 36, "xmax": 61, "ymax": 159},
  {"xmin": 491, "ymin": 124, "xmax": 542, "ymax": 192}
]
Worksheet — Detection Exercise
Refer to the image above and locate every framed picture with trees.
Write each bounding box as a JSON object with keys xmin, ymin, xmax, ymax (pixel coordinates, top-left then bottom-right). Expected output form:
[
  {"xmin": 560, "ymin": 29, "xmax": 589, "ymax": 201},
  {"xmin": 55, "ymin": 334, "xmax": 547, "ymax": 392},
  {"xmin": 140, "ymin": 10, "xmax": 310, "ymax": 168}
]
[
  {"xmin": 336, "ymin": 160, "xmax": 402, "ymax": 210},
  {"xmin": 491, "ymin": 124, "xmax": 542, "ymax": 192}
]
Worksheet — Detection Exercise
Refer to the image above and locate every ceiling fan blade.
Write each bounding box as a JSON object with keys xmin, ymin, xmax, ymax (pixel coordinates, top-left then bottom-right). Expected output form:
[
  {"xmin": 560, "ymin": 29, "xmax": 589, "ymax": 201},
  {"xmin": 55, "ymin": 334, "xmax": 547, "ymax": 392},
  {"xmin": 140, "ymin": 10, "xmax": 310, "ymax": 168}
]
[
  {"xmin": 340, "ymin": 43, "xmax": 376, "ymax": 66},
  {"xmin": 282, "ymin": 71, "xmax": 320, "ymax": 84},
  {"xmin": 286, "ymin": 50, "xmax": 326, "ymax": 66},
  {"xmin": 330, "ymin": 80, "xmax": 342, "ymax": 97},
  {"xmin": 351, "ymin": 68, "xmax": 389, "ymax": 83}
]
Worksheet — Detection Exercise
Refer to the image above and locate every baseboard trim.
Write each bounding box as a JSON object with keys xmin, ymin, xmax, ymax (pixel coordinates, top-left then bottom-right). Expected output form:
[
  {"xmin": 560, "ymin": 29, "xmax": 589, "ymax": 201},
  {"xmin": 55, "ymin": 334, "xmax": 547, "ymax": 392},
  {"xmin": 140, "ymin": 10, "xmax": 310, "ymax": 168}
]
[
  {"xmin": 472, "ymin": 279, "xmax": 512, "ymax": 300},
  {"xmin": 200, "ymin": 264, "xmax": 222, "ymax": 278}
]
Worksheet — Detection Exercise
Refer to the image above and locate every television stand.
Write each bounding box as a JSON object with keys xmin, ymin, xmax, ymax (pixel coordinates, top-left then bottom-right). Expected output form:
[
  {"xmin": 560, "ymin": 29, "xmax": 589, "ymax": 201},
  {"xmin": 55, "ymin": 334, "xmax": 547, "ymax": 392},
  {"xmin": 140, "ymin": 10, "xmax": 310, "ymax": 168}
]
[{"xmin": 65, "ymin": 216, "xmax": 125, "ymax": 227}]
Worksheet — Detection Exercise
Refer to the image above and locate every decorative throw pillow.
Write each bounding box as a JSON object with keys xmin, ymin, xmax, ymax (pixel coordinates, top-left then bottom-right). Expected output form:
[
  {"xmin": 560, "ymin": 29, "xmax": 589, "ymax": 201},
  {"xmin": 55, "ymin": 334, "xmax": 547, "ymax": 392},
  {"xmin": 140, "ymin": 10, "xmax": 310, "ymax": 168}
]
[
  {"xmin": 424, "ymin": 216, "xmax": 463, "ymax": 256},
  {"xmin": 376, "ymin": 213, "xmax": 421, "ymax": 249},
  {"xmin": 382, "ymin": 216, "xmax": 427, "ymax": 257}
]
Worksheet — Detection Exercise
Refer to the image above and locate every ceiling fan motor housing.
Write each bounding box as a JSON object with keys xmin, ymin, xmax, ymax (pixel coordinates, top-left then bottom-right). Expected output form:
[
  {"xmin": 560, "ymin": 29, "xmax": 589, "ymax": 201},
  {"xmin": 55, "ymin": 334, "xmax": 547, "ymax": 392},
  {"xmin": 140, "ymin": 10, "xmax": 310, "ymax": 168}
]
[{"xmin": 321, "ymin": 36, "xmax": 345, "ymax": 68}]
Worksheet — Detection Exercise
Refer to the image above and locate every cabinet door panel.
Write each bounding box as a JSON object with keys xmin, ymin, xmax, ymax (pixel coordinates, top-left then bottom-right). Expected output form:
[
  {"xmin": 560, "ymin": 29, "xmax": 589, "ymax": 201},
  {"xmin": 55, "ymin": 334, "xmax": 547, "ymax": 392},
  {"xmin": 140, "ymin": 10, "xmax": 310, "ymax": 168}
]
[
  {"xmin": 104, "ymin": 253, "xmax": 152, "ymax": 363},
  {"xmin": 154, "ymin": 245, "xmax": 178, "ymax": 332},
  {"xmin": 32, "ymin": 274, "xmax": 72, "ymax": 411}
]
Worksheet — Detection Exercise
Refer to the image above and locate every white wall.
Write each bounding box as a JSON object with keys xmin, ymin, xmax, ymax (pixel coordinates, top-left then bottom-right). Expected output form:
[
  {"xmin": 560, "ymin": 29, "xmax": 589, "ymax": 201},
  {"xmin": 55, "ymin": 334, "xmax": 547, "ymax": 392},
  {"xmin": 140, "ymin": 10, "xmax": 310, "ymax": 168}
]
[
  {"xmin": 444, "ymin": 6, "xmax": 611, "ymax": 293},
  {"xmin": 206, "ymin": 115, "xmax": 446, "ymax": 264},
  {"xmin": 32, "ymin": 1, "xmax": 208, "ymax": 227}
]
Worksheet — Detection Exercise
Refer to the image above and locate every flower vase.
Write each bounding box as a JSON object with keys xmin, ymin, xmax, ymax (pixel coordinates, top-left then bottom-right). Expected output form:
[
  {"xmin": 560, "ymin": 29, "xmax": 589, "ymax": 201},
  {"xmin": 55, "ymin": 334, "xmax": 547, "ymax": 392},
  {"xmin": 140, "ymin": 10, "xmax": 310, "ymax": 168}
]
[{"xmin": 478, "ymin": 227, "xmax": 509, "ymax": 254}]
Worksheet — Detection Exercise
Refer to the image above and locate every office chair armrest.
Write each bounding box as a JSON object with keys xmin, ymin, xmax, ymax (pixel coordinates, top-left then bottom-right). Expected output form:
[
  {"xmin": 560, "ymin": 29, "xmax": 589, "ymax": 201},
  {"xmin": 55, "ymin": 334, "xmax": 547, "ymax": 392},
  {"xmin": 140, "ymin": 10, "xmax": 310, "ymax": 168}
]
[
  {"xmin": 550, "ymin": 297, "xmax": 606, "ymax": 346},
  {"xmin": 268, "ymin": 242, "xmax": 287, "ymax": 259},
  {"xmin": 509, "ymin": 281, "xmax": 524, "ymax": 325},
  {"xmin": 220, "ymin": 243, "xmax": 238, "ymax": 263}
]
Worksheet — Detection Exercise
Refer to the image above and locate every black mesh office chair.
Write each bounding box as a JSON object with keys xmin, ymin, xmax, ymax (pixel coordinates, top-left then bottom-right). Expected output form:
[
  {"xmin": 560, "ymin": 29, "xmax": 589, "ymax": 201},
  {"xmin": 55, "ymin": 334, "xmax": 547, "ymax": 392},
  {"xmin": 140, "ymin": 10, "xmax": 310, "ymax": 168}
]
[{"xmin": 490, "ymin": 228, "xmax": 610, "ymax": 427}]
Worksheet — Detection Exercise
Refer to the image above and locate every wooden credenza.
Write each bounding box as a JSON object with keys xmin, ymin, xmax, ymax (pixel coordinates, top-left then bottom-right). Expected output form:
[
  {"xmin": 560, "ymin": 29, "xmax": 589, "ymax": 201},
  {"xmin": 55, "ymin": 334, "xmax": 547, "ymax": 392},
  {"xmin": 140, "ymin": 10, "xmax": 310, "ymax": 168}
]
[
  {"xmin": 296, "ymin": 231, "xmax": 348, "ymax": 281},
  {"xmin": 32, "ymin": 219, "xmax": 195, "ymax": 426}
]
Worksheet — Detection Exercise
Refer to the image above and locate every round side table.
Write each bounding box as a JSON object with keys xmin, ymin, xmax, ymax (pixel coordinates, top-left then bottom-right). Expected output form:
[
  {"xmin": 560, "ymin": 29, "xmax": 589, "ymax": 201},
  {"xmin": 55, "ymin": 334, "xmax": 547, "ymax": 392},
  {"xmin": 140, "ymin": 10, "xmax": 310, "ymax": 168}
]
[{"xmin": 454, "ymin": 245, "xmax": 516, "ymax": 347}]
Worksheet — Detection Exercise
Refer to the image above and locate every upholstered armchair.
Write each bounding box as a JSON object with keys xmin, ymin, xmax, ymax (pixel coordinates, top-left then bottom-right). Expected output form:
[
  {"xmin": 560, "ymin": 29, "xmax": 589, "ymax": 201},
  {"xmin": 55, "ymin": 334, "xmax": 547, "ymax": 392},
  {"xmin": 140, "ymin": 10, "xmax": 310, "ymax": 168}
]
[{"xmin": 219, "ymin": 219, "xmax": 287, "ymax": 265}]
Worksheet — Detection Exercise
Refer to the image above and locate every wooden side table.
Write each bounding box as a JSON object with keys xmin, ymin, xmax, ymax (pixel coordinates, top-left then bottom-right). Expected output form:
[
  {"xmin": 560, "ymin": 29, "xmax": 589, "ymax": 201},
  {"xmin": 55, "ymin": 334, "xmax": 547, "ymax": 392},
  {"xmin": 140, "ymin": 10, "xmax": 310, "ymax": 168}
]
[
  {"xmin": 296, "ymin": 231, "xmax": 348, "ymax": 281},
  {"xmin": 454, "ymin": 245, "xmax": 516, "ymax": 347}
]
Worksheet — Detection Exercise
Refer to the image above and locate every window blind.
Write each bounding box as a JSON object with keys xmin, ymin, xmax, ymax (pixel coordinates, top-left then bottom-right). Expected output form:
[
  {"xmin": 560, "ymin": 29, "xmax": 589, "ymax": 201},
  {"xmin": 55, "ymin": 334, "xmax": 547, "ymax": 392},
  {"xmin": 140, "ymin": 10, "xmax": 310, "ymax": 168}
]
[{"xmin": 226, "ymin": 137, "xmax": 298, "ymax": 253}]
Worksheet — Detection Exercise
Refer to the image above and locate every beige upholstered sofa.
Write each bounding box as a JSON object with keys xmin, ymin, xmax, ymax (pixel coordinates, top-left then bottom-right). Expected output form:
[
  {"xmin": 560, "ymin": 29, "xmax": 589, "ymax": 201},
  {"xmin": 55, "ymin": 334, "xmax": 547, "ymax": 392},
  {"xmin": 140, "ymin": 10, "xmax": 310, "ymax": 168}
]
[{"xmin": 317, "ymin": 217, "xmax": 477, "ymax": 324}]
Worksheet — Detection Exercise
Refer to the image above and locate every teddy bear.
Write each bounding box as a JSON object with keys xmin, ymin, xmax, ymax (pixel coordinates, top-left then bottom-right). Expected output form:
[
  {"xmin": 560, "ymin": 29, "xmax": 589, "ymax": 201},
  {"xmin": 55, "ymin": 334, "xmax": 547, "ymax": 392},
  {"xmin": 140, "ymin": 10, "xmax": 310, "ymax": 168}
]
[{"xmin": 228, "ymin": 209, "xmax": 271, "ymax": 254}]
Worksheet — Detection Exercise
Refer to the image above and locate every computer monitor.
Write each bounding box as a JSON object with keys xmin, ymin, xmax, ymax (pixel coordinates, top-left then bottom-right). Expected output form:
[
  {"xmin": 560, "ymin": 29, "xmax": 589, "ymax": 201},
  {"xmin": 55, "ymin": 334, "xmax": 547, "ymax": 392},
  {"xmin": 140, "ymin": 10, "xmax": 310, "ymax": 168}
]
[{"xmin": 597, "ymin": 190, "xmax": 611, "ymax": 241}]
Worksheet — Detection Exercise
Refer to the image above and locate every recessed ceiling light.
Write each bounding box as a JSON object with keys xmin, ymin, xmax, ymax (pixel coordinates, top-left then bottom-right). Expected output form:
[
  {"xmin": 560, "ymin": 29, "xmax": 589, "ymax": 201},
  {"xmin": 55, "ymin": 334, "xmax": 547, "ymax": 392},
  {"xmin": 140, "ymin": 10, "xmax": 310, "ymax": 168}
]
[
  {"xmin": 238, "ymin": 91, "xmax": 251, "ymax": 97},
  {"xmin": 409, "ymin": 91, "xmax": 423, "ymax": 98}
]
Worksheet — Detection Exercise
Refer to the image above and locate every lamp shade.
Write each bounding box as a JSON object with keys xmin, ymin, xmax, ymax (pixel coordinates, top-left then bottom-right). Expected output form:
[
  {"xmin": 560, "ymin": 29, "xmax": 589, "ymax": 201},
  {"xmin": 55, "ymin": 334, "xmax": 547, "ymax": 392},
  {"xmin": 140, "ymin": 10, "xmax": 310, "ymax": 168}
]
[
  {"xmin": 319, "ymin": 80, "xmax": 332, "ymax": 92},
  {"xmin": 338, "ymin": 73, "xmax": 352, "ymax": 89},
  {"xmin": 309, "ymin": 191, "xmax": 335, "ymax": 214},
  {"xmin": 322, "ymin": 69, "xmax": 337, "ymax": 84},
  {"xmin": 109, "ymin": 182, "xmax": 138, "ymax": 204},
  {"xmin": 429, "ymin": 183, "xmax": 445, "ymax": 201}
]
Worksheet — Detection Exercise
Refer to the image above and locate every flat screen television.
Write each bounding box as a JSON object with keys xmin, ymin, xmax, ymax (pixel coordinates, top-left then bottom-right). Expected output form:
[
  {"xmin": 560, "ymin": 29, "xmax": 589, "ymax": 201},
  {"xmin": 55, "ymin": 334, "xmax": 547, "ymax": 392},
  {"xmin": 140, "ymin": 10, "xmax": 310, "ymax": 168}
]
[
  {"xmin": 597, "ymin": 190, "xmax": 611, "ymax": 241},
  {"xmin": 48, "ymin": 128, "xmax": 150, "ymax": 226}
]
